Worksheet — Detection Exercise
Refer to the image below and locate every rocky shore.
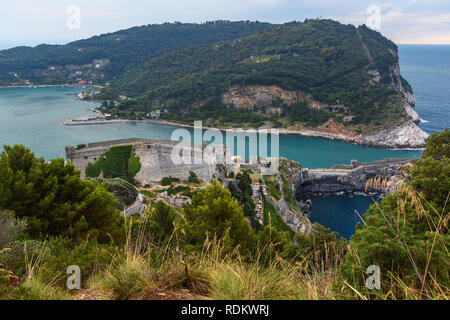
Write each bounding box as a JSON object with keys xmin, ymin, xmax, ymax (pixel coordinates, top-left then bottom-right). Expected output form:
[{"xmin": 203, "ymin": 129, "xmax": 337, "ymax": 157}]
[
  {"xmin": 65, "ymin": 115, "xmax": 429, "ymax": 149},
  {"xmin": 295, "ymin": 158, "xmax": 412, "ymax": 200}
]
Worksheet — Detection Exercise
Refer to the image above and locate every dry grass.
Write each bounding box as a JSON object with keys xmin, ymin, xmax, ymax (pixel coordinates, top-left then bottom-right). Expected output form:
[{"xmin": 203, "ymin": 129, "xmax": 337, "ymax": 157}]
[
  {"xmin": 348, "ymin": 178, "xmax": 449, "ymax": 300},
  {"xmin": 90, "ymin": 219, "xmax": 344, "ymax": 300}
]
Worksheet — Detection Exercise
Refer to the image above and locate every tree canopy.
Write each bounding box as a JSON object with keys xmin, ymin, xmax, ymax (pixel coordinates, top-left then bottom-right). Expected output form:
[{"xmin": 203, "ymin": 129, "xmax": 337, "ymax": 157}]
[
  {"xmin": 0, "ymin": 145, "xmax": 124, "ymax": 243},
  {"xmin": 340, "ymin": 129, "xmax": 450, "ymax": 297},
  {"xmin": 182, "ymin": 180, "xmax": 257, "ymax": 256}
]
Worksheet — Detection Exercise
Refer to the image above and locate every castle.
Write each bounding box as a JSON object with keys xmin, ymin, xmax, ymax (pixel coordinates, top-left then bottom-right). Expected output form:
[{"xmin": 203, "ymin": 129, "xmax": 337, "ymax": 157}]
[{"xmin": 65, "ymin": 138, "xmax": 229, "ymax": 185}]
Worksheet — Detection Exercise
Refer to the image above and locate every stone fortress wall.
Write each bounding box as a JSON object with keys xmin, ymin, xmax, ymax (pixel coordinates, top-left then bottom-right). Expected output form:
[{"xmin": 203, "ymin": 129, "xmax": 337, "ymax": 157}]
[{"xmin": 66, "ymin": 138, "xmax": 229, "ymax": 185}]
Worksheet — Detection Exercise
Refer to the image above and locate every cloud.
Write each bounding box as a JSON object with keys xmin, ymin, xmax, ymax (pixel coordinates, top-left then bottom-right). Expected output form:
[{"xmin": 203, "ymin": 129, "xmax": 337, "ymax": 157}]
[{"xmin": 0, "ymin": 0, "xmax": 449, "ymax": 48}]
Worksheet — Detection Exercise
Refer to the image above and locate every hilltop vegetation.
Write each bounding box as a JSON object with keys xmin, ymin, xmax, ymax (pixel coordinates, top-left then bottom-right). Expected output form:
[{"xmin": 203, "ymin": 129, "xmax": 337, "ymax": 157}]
[
  {"xmin": 0, "ymin": 21, "xmax": 273, "ymax": 85},
  {"xmin": 1, "ymin": 20, "xmax": 413, "ymax": 132},
  {"xmin": 0, "ymin": 129, "xmax": 448, "ymax": 300},
  {"xmin": 97, "ymin": 20, "xmax": 410, "ymax": 131}
]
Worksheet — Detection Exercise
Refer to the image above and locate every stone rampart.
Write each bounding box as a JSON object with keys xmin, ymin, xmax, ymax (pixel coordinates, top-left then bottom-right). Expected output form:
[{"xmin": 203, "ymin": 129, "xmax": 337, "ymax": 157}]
[{"xmin": 66, "ymin": 138, "xmax": 227, "ymax": 184}]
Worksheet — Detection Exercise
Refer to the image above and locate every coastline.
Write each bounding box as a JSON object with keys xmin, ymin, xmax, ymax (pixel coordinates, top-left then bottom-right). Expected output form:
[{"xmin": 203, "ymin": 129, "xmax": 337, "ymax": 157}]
[
  {"xmin": 64, "ymin": 117, "xmax": 429, "ymax": 150},
  {"xmin": 0, "ymin": 84, "xmax": 104, "ymax": 89}
]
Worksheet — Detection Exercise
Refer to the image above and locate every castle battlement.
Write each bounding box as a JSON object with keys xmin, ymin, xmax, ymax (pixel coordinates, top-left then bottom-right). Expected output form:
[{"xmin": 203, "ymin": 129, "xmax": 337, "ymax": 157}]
[{"xmin": 66, "ymin": 138, "xmax": 229, "ymax": 184}]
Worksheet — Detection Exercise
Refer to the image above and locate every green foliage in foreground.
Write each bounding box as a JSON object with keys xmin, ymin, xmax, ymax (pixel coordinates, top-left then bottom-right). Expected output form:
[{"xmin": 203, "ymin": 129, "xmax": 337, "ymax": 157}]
[
  {"xmin": 0, "ymin": 211, "xmax": 27, "ymax": 248},
  {"xmin": 182, "ymin": 180, "xmax": 257, "ymax": 256},
  {"xmin": 0, "ymin": 145, "xmax": 124, "ymax": 243},
  {"xmin": 1, "ymin": 130, "xmax": 449, "ymax": 300},
  {"xmin": 263, "ymin": 200, "xmax": 292, "ymax": 237},
  {"xmin": 228, "ymin": 172, "xmax": 258, "ymax": 229},
  {"xmin": 340, "ymin": 129, "xmax": 450, "ymax": 298},
  {"xmin": 0, "ymin": 270, "xmax": 71, "ymax": 300},
  {"xmin": 101, "ymin": 20, "xmax": 408, "ymax": 130}
]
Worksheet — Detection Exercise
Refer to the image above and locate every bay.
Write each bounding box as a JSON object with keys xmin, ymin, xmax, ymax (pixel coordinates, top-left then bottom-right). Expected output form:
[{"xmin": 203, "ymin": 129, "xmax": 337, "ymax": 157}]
[{"xmin": 0, "ymin": 45, "xmax": 447, "ymax": 238}]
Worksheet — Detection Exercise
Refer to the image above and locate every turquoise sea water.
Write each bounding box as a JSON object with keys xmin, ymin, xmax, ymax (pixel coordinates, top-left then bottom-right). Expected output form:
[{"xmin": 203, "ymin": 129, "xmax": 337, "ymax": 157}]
[
  {"xmin": 308, "ymin": 45, "xmax": 450, "ymax": 238},
  {"xmin": 0, "ymin": 86, "xmax": 421, "ymax": 165},
  {"xmin": 0, "ymin": 45, "xmax": 448, "ymax": 238}
]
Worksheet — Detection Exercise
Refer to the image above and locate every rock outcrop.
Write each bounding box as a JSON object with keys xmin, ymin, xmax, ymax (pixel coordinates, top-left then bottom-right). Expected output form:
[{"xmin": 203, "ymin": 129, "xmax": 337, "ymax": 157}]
[
  {"xmin": 264, "ymin": 159, "xmax": 312, "ymax": 234},
  {"xmin": 121, "ymin": 193, "xmax": 147, "ymax": 217},
  {"xmin": 220, "ymin": 83, "xmax": 428, "ymax": 148},
  {"xmin": 267, "ymin": 197, "xmax": 311, "ymax": 234},
  {"xmin": 295, "ymin": 158, "xmax": 412, "ymax": 199},
  {"xmin": 362, "ymin": 121, "xmax": 429, "ymax": 149},
  {"xmin": 279, "ymin": 120, "xmax": 428, "ymax": 149},
  {"xmin": 221, "ymin": 85, "xmax": 345, "ymax": 112}
]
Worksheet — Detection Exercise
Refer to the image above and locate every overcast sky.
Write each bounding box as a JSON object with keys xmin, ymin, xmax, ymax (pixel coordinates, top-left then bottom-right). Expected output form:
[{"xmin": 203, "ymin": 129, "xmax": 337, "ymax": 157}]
[{"xmin": 1, "ymin": 0, "xmax": 449, "ymax": 49}]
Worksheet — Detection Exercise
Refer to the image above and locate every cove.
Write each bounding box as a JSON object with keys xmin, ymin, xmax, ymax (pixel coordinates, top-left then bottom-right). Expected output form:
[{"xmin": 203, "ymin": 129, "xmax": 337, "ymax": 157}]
[{"xmin": 0, "ymin": 87, "xmax": 422, "ymax": 167}]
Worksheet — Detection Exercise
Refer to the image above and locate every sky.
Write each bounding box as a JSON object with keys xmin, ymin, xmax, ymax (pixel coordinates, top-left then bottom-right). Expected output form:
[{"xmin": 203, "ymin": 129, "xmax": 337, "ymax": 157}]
[{"xmin": 1, "ymin": 0, "xmax": 449, "ymax": 49}]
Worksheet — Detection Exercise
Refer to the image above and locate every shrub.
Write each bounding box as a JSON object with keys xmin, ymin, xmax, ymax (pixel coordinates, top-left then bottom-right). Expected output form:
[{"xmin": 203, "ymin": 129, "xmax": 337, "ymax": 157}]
[
  {"xmin": 182, "ymin": 180, "xmax": 256, "ymax": 256},
  {"xmin": 0, "ymin": 211, "xmax": 27, "ymax": 248},
  {"xmin": 161, "ymin": 176, "xmax": 180, "ymax": 186},
  {"xmin": 38, "ymin": 237, "xmax": 124, "ymax": 289},
  {"xmin": 0, "ymin": 240, "xmax": 46, "ymax": 277},
  {"xmin": 188, "ymin": 171, "xmax": 200, "ymax": 184},
  {"xmin": 0, "ymin": 269, "xmax": 70, "ymax": 300},
  {"xmin": 0, "ymin": 145, "xmax": 124, "ymax": 243},
  {"xmin": 339, "ymin": 129, "xmax": 450, "ymax": 299}
]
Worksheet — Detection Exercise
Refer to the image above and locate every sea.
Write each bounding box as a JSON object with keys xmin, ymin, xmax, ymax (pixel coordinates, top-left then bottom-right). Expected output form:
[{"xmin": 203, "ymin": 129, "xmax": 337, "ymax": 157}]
[{"xmin": 0, "ymin": 45, "xmax": 448, "ymax": 239}]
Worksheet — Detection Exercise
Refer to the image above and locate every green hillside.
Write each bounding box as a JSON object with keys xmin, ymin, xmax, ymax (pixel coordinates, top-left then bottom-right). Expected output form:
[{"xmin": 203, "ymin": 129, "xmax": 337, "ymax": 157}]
[
  {"xmin": 0, "ymin": 19, "xmax": 413, "ymax": 131},
  {"xmin": 0, "ymin": 21, "xmax": 273, "ymax": 85},
  {"xmin": 97, "ymin": 20, "xmax": 411, "ymax": 131}
]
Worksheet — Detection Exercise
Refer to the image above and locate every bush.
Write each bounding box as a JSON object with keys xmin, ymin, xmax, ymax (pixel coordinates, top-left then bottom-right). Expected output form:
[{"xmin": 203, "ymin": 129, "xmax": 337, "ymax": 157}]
[
  {"xmin": 37, "ymin": 237, "xmax": 124, "ymax": 289},
  {"xmin": 188, "ymin": 171, "xmax": 200, "ymax": 184},
  {"xmin": 0, "ymin": 240, "xmax": 45, "ymax": 277},
  {"xmin": 161, "ymin": 176, "xmax": 180, "ymax": 186},
  {"xmin": 148, "ymin": 201, "xmax": 177, "ymax": 243},
  {"xmin": 0, "ymin": 211, "xmax": 27, "ymax": 248},
  {"xmin": 0, "ymin": 269, "xmax": 70, "ymax": 300},
  {"xmin": 339, "ymin": 129, "xmax": 450, "ymax": 299},
  {"xmin": 182, "ymin": 180, "xmax": 256, "ymax": 256}
]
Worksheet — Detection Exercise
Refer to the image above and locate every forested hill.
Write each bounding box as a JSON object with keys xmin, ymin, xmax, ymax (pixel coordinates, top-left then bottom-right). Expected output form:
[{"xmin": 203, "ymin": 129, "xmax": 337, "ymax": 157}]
[
  {"xmin": 0, "ymin": 19, "xmax": 415, "ymax": 132},
  {"xmin": 100, "ymin": 20, "xmax": 413, "ymax": 131},
  {"xmin": 0, "ymin": 21, "xmax": 274, "ymax": 85}
]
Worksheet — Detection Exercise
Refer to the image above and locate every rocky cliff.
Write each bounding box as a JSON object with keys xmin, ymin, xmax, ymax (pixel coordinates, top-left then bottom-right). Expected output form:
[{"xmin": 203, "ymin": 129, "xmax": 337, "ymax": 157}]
[
  {"xmin": 362, "ymin": 120, "xmax": 428, "ymax": 148},
  {"xmin": 220, "ymin": 82, "xmax": 428, "ymax": 148},
  {"xmin": 221, "ymin": 85, "xmax": 344, "ymax": 113},
  {"xmin": 295, "ymin": 158, "xmax": 412, "ymax": 199},
  {"xmin": 264, "ymin": 159, "xmax": 312, "ymax": 234}
]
